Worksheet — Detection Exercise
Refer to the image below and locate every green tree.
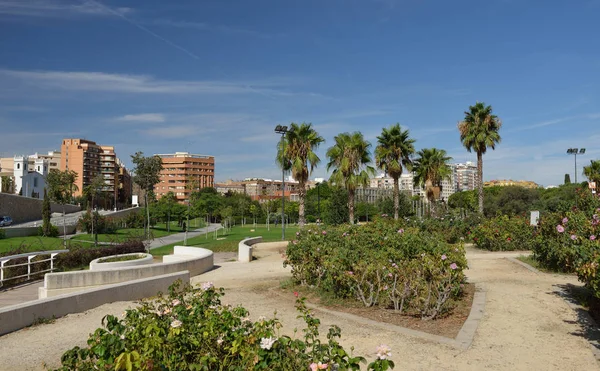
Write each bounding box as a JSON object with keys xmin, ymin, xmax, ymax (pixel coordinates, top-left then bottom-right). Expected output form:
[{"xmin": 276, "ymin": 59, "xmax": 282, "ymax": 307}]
[
  {"xmin": 1, "ymin": 176, "xmax": 15, "ymax": 194},
  {"xmin": 276, "ymin": 122, "xmax": 325, "ymax": 227},
  {"xmin": 326, "ymin": 132, "xmax": 375, "ymax": 224},
  {"xmin": 46, "ymin": 169, "xmax": 79, "ymax": 245},
  {"xmin": 583, "ymin": 160, "xmax": 600, "ymax": 185},
  {"xmin": 323, "ymin": 187, "xmax": 349, "ymax": 225},
  {"xmin": 458, "ymin": 102, "xmax": 502, "ymax": 214},
  {"xmin": 157, "ymin": 191, "xmax": 177, "ymax": 232},
  {"xmin": 564, "ymin": 173, "xmax": 571, "ymax": 184},
  {"xmin": 83, "ymin": 175, "xmax": 105, "ymax": 246},
  {"xmin": 42, "ymin": 188, "xmax": 51, "ymax": 236},
  {"xmin": 131, "ymin": 152, "xmax": 163, "ymax": 239},
  {"xmin": 191, "ymin": 187, "xmax": 222, "ymax": 224},
  {"xmin": 413, "ymin": 148, "xmax": 452, "ymax": 206},
  {"xmin": 375, "ymin": 123, "xmax": 416, "ymax": 220}
]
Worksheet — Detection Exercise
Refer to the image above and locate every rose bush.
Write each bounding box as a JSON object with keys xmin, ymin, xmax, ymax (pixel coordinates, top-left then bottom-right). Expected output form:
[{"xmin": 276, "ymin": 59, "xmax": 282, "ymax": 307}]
[
  {"xmin": 56, "ymin": 281, "xmax": 394, "ymax": 370},
  {"xmin": 470, "ymin": 215, "xmax": 536, "ymax": 251},
  {"xmin": 284, "ymin": 220, "xmax": 467, "ymax": 320}
]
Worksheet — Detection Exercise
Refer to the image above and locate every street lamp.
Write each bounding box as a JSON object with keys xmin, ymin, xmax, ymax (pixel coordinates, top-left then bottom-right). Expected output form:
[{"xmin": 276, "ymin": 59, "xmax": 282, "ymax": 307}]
[
  {"xmin": 567, "ymin": 148, "xmax": 586, "ymax": 184},
  {"xmin": 275, "ymin": 125, "xmax": 290, "ymax": 241}
]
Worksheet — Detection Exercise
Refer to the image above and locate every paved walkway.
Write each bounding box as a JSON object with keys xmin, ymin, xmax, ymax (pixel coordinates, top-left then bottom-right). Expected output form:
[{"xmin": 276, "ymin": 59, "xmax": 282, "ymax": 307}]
[{"xmin": 1, "ymin": 246, "xmax": 599, "ymax": 370}]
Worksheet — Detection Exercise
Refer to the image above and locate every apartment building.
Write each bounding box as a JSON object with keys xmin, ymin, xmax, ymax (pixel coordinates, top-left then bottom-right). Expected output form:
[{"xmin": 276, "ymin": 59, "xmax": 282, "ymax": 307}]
[
  {"xmin": 0, "ymin": 151, "xmax": 61, "ymax": 176},
  {"xmin": 455, "ymin": 161, "xmax": 477, "ymax": 192},
  {"xmin": 370, "ymin": 165, "xmax": 458, "ymax": 202},
  {"xmin": 155, "ymin": 152, "xmax": 215, "ymax": 203},
  {"xmin": 61, "ymin": 139, "xmax": 126, "ymax": 208},
  {"xmin": 214, "ymin": 177, "xmax": 300, "ymax": 202}
]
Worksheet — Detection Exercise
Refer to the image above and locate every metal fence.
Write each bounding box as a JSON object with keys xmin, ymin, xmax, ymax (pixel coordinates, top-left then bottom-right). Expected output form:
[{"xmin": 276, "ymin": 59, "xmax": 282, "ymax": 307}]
[{"xmin": 0, "ymin": 249, "xmax": 68, "ymax": 287}]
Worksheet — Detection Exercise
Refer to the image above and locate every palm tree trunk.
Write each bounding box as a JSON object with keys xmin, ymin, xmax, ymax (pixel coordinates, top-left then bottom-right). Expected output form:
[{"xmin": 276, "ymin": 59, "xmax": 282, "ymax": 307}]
[
  {"xmin": 393, "ymin": 176, "xmax": 400, "ymax": 220},
  {"xmin": 298, "ymin": 180, "xmax": 306, "ymax": 228},
  {"xmin": 349, "ymin": 188, "xmax": 355, "ymax": 224},
  {"xmin": 477, "ymin": 152, "xmax": 484, "ymax": 214}
]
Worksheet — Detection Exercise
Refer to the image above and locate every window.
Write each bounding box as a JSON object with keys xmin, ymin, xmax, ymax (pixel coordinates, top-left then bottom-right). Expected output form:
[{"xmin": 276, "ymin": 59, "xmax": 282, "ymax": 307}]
[
  {"xmin": 34, "ymin": 178, "xmax": 38, "ymax": 187},
  {"xmin": 16, "ymin": 163, "xmax": 20, "ymax": 169}
]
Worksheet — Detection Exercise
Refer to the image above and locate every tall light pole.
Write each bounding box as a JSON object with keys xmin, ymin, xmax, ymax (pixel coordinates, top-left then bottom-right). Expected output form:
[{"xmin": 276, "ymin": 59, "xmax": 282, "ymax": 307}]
[
  {"xmin": 275, "ymin": 125, "xmax": 290, "ymax": 241},
  {"xmin": 567, "ymin": 148, "xmax": 586, "ymax": 184}
]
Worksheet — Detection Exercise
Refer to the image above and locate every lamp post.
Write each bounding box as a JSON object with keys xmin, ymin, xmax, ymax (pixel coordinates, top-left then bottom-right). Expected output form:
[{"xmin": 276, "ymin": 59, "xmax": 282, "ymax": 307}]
[
  {"xmin": 567, "ymin": 148, "xmax": 586, "ymax": 184},
  {"xmin": 184, "ymin": 198, "xmax": 190, "ymax": 245},
  {"xmin": 275, "ymin": 125, "xmax": 290, "ymax": 241}
]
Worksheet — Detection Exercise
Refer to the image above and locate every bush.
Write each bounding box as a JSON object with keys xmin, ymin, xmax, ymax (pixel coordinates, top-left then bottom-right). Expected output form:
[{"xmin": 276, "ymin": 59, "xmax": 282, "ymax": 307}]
[
  {"xmin": 38, "ymin": 224, "xmax": 59, "ymax": 238},
  {"xmin": 0, "ymin": 247, "xmax": 53, "ymax": 285},
  {"xmin": 55, "ymin": 281, "xmax": 394, "ymax": 371},
  {"xmin": 0, "ymin": 228, "xmax": 5, "ymax": 240},
  {"xmin": 55, "ymin": 241, "xmax": 146, "ymax": 270},
  {"xmin": 532, "ymin": 210, "xmax": 599, "ymax": 273},
  {"xmin": 407, "ymin": 213, "xmax": 482, "ymax": 244},
  {"xmin": 78, "ymin": 211, "xmax": 119, "ymax": 234},
  {"xmin": 284, "ymin": 219, "xmax": 467, "ymax": 319},
  {"xmin": 125, "ymin": 211, "xmax": 145, "ymax": 229},
  {"xmin": 470, "ymin": 215, "xmax": 536, "ymax": 251}
]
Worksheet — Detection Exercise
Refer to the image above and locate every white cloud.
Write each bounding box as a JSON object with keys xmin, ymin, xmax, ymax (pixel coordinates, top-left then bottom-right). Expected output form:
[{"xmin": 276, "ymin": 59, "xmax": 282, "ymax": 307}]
[
  {"xmin": 0, "ymin": 0, "xmax": 131, "ymax": 18},
  {"xmin": 116, "ymin": 113, "xmax": 165, "ymax": 123},
  {"xmin": 0, "ymin": 69, "xmax": 291, "ymax": 96},
  {"xmin": 151, "ymin": 19, "xmax": 280, "ymax": 39},
  {"xmin": 508, "ymin": 113, "xmax": 600, "ymax": 132}
]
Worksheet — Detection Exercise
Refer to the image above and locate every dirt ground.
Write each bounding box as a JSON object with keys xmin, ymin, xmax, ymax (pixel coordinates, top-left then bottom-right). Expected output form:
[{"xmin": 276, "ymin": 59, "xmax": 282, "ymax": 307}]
[{"xmin": 0, "ymin": 244, "xmax": 598, "ymax": 370}]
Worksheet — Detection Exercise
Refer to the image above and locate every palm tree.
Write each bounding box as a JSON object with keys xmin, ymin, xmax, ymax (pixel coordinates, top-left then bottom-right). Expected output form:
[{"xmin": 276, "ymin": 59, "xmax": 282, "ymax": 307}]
[
  {"xmin": 326, "ymin": 132, "xmax": 375, "ymax": 224},
  {"xmin": 375, "ymin": 124, "xmax": 415, "ymax": 220},
  {"xmin": 413, "ymin": 148, "xmax": 452, "ymax": 206},
  {"xmin": 584, "ymin": 160, "xmax": 600, "ymax": 185},
  {"xmin": 458, "ymin": 102, "xmax": 502, "ymax": 214},
  {"xmin": 276, "ymin": 123, "xmax": 324, "ymax": 227}
]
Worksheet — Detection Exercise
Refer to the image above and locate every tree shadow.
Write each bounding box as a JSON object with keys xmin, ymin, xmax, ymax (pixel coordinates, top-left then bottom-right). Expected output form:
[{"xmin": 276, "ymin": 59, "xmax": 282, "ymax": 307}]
[{"xmin": 551, "ymin": 283, "xmax": 600, "ymax": 354}]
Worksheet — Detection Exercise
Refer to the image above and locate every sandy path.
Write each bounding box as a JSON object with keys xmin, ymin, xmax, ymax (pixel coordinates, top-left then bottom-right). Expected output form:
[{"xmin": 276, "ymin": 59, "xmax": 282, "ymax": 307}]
[{"xmin": 0, "ymin": 245, "xmax": 597, "ymax": 370}]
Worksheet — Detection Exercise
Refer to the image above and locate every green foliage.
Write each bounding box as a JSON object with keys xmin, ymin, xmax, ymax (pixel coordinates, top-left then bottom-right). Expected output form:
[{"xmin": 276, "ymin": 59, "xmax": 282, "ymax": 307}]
[
  {"xmin": 56, "ymin": 281, "xmax": 394, "ymax": 371},
  {"xmin": 565, "ymin": 173, "xmax": 571, "ymax": 184},
  {"xmin": 124, "ymin": 211, "xmax": 145, "ymax": 229},
  {"xmin": 407, "ymin": 214, "xmax": 482, "ymax": 244},
  {"xmin": 277, "ymin": 122, "xmax": 325, "ymax": 226},
  {"xmin": 38, "ymin": 224, "xmax": 59, "ymax": 238},
  {"xmin": 470, "ymin": 215, "xmax": 536, "ymax": 251},
  {"xmin": 323, "ymin": 188, "xmax": 349, "ymax": 225},
  {"xmin": 327, "ymin": 132, "xmax": 376, "ymax": 224},
  {"xmin": 583, "ymin": 160, "xmax": 600, "ymax": 185},
  {"xmin": 55, "ymin": 241, "xmax": 145, "ymax": 270},
  {"xmin": 412, "ymin": 148, "xmax": 452, "ymax": 203},
  {"xmin": 458, "ymin": 102, "xmax": 502, "ymax": 214},
  {"xmin": 42, "ymin": 188, "xmax": 52, "ymax": 236},
  {"xmin": 0, "ymin": 228, "xmax": 5, "ymax": 240},
  {"xmin": 77, "ymin": 211, "xmax": 118, "ymax": 234},
  {"xmin": 46, "ymin": 169, "xmax": 79, "ymax": 205},
  {"xmin": 284, "ymin": 220, "xmax": 467, "ymax": 319},
  {"xmin": 1, "ymin": 175, "xmax": 15, "ymax": 194}
]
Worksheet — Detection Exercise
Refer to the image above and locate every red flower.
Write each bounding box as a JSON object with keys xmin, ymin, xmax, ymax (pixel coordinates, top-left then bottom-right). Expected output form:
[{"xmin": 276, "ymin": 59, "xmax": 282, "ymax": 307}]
[{"xmin": 294, "ymin": 291, "xmax": 299, "ymax": 297}]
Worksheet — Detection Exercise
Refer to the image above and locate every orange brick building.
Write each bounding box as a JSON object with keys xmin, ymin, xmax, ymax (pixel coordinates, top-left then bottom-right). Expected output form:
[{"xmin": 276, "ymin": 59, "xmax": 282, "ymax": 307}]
[
  {"xmin": 60, "ymin": 139, "xmax": 131, "ymax": 208},
  {"xmin": 155, "ymin": 152, "xmax": 215, "ymax": 203}
]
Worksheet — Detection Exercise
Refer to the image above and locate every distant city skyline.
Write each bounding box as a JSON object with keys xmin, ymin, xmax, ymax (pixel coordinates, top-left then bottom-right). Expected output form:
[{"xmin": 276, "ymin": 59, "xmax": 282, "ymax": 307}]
[{"xmin": 1, "ymin": 0, "xmax": 599, "ymax": 186}]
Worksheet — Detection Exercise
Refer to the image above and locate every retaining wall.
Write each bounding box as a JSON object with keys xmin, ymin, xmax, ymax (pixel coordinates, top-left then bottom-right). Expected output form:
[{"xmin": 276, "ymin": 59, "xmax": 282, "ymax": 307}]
[
  {"xmin": 238, "ymin": 237, "xmax": 263, "ymax": 262},
  {"xmin": 3, "ymin": 224, "xmax": 77, "ymax": 238},
  {"xmin": 40, "ymin": 247, "xmax": 213, "ymax": 298},
  {"xmin": 0, "ymin": 271, "xmax": 190, "ymax": 336},
  {"xmin": 0, "ymin": 193, "xmax": 80, "ymax": 224}
]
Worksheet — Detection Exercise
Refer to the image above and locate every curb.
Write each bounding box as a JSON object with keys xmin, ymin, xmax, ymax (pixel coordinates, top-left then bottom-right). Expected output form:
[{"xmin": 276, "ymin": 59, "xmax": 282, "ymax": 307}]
[
  {"xmin": 288, "ymin": 283, "xmax": 486, "ymax": 350},
  {"xmin": 506, "ymin": 257, "xmax": 540, "ymax": 274}
]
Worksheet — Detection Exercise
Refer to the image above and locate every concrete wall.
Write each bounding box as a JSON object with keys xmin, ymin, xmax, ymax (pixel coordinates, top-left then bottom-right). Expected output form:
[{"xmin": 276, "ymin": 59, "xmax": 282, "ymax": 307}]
[
  {"xmin": 238, "ymin": 237, "xmax": 263, "ymax": 263},
  {"xmin": 90, "ymin": 253, "xmax": 153, "ymax": 270},
  {"xmin": 0, "ymin": 271, "xmax": 190, "ymax": 336},
  {"xmin": 0, "ymin": 193, "xmax": 80, "ymax": 224},
  {"xmin": 40, "ymin": 247, "xmax": 213, "ymax": 298},
  {"xmin": 3, "ymin": 224, "xmax": 77, "ymax": 238},
  {"xmin": 104, "ymin": 207, "xmax": 141, "ymax": 220}
]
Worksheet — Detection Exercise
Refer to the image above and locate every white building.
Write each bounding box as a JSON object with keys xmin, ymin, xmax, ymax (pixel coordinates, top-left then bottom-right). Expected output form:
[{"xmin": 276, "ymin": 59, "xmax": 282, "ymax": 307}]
[
  {"xmin": 13, "ymin": 156, "xmax": 48, "ymax": 199},
  {"xmin": 455, "ymin": 161, "xmax": 477, "ymax": 192}
]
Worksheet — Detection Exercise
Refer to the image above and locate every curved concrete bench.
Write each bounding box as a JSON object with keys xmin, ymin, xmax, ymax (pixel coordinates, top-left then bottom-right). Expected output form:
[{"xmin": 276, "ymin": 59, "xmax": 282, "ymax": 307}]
[
  {"xmin": 90, "ymin": 253, "xmax": 153, "ymax": 270},
  {"xmin": 238, "ymin": 237, "xmax": 263, "ymax": 263},
  {"xmin": 40, "ymin": 247, "xmax": 213, "ymax": 298}
]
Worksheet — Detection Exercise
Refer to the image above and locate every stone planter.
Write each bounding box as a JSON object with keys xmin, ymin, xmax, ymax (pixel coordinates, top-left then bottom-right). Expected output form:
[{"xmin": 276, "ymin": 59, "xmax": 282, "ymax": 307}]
[{"xmin": 90, "ymin": 253, "xmax": 154, "ymax": 271}]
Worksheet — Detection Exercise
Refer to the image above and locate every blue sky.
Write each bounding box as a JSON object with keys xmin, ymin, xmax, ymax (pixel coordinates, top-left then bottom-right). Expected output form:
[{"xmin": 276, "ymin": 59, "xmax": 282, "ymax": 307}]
[{"xmin": 0, "ymin": 0, "xmax": 599, "ymax": 186}]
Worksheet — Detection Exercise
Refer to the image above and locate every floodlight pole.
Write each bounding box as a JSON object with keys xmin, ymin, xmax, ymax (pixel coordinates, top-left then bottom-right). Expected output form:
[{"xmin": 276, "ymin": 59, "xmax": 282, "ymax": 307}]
[
  {"xmin": 275, "ymin": 125, "xmax": 290, "ymax": 241},
  {"xmin": 567, "ymin": 148, "xmax": 586, "ymax": 184}
]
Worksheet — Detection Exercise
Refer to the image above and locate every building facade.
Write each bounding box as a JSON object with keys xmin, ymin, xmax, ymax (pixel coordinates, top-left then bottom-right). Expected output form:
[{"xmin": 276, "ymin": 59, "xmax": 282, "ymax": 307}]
[
  {"xmin": 61, "ymin": 139, "xmax": 125, "ymax": 208},
  {"xmin": 455, "ymin": 161, "xmax": 477, "ymax": 192},
  {"xmin": 484, "ymin": 179, "xmax": 540, "ymax": 189},
  {"xmin": 155, "ymin": 152, "xmax": 215, "ymax": 203},
  {"xmin": 214, "ymin": 177, "xmax": 300, "ymax": 202},
  {"xmin": 13, "ymin": 156, "xmax": 48, "ymax": 199}
]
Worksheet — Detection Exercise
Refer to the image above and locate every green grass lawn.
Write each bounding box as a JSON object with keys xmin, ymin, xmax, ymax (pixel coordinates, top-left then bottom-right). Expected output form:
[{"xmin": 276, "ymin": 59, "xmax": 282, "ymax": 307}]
[
  {"xmin": 151, "ymin": 224, "xmax": 299, "ymax": 256},
  {"xmin": 70, "ymin": 218, "xmax": 206, "ymax": 243},
  {"xmin": 0, "ymin": 236, "xmax": 73, "ymax": 254}
]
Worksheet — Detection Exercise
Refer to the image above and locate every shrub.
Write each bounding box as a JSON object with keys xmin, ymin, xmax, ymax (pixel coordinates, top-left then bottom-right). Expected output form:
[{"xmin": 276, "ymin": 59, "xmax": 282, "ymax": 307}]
[
  {"xmin": 78, "ymin": 211, "xmax": 119, "ymax": 234},
  {"xmin": 55, "ymin": 281, "xmax": 394, "ymax": 371},
  {"xmin": 470, "ymin": 215, "xmax": 536, "ymax": 251},
  {"xmin": 532, "ymin": 210, "xmax": 600, "ymax": 273},
  {"xmin": 0, "ymin": 228, "xmax": 5, "ymax": 240},
  {"xmin": 284, "ymin": 219, "xmax": 467, "ymax": 319},
  {"xmin": 38, "ymin": 224, "xmax": 59, "ymax": 238},
  {"xmin": 55, "ymin": 241, "xmax": 146, "ymax": 270},
  {"xmin": 0, "ymin": 247, "xmax": 53, "ymax": 285}
]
